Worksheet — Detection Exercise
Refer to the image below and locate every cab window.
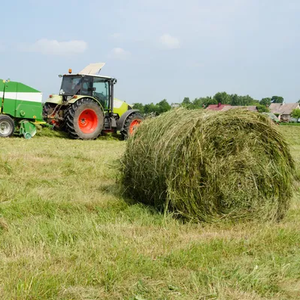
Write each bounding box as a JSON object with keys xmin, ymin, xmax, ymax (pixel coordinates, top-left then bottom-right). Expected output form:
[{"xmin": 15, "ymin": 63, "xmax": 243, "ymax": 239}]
[
  {"xmin": 81, "ymin": 77, "xmax": 93, "ymax": 96},
  {"xmin": 93, "ymin": 78, "xmax": 109, "ymax": 109}
]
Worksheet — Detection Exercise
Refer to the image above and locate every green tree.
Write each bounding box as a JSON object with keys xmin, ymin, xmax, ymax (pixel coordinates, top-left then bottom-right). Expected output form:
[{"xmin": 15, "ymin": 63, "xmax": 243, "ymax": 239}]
[
  {"xmin": 229, "ymin": 94, "xmax": 258, "ymax": 106},
  {"xmin": 201, "ymin": 97, "xmax": 217, "ymax": 108},
  {"xmin": 190, "ymin": 97, "xmax": 216, "ymax": 109},
  {"xmin": 181, "ymin": 97, "xmax": 191, "ymax": 108},
  {"xmin": 234, "ymin": 95, "xmax": 253, "ymax": 106},
  {"xmin": 260, "ymin": 98, "xmax": 271, "ymax": 107},
  {"xmin": 213, "ymin": 92, "xmax": 231, "ymax": 104},
  {"xmin": 144, "ymin": 103, "xmax": 159, "ymax": 114},
  {"xmin": 192, "ymin": 98, "xmax": 205, "ymax": 109},
  {"xmin": 256, "ymin": 104, "xmax": 270, "ymax": 113},
  {"xmin": 291, "ymin": 108, "xmax": 300, "ymax": 119},
  {"xmin": 157, "ymin": 99, "xmax": 171, "ymax": 114},
  {"xmin": 230, "ymin": 94, "xmax": 240, "ymax": 106},
  {"xmin": 132, "ymin": 103, "xmax": 144, "ymax": 114},
  {"xmin": 271, "ymin": 96, "xmax": 284, "ymax": 103}
]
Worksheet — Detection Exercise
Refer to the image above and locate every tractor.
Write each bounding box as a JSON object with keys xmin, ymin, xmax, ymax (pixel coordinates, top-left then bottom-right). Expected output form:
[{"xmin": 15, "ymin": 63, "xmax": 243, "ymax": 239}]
[
  {"xmin": 43, "ymin": 63, "xmax": 143, "ymax": 140},
  {"xmin": 0, "ymin": 79, "xmax": 44, "ymax": 138}
]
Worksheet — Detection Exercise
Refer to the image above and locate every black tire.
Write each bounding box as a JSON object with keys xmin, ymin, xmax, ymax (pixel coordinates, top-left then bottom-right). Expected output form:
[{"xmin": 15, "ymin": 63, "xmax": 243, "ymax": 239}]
[
  {"xmin": 0, "ymin": 115, "xmax": 15, "ymax": 137},
  {"xmin": 61, "ymin": 105, "xmax": 71, "ymax": 131},
  {"xmin": 43, "ymin": 103, "xmax": 58, "ymax": 129},
  {"xmin": 42, "ymin": 103, "xmax": 56, "ymax": 120},
  {"xmin": 122, "ymin": 112, "xmax": 143, "ymax": 140},
  {"xmin": 65, "ymin": 98, "xmax": 104, "ymax": 140}
]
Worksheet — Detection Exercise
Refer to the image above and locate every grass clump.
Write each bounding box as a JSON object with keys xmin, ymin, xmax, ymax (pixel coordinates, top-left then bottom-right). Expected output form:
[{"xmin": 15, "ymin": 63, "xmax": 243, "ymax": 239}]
[{"xmin": 122, "ymin": 108, "xmax": 295, "ymax": 223}]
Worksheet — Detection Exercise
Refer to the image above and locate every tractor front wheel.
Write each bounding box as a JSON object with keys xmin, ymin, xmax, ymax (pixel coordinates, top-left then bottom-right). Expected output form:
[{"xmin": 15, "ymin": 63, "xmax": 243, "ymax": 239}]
[
  {"xmin": 66, "ymin": 98, "xmax": 104, "ymax": 140},
  {"xmin": 0, "ymin": 115, "xmax": 15, "ymax": 137},
  {"xmin": 122, "ymin": 112, "xmax": 143, "ymax": 140}
]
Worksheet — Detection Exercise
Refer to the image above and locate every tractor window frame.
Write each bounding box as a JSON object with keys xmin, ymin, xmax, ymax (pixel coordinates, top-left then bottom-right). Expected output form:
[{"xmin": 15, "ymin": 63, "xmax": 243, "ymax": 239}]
[
  {"xmin": 81, "ymin": 76, "xmax": 93, "ymax": 96},
  {"xmin": 60, "ymin": 75, "xmax": 83, "ymax": 96},
  {"xmin": 92, "ymin": 77, "xmax": 110, "ymax": 110}
]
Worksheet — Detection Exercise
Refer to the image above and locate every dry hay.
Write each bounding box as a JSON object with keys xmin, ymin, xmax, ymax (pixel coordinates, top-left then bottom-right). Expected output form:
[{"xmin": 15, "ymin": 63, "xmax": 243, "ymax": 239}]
[{"xmin": 122, "ymin": 108, "xmax": 295, "ymax": 222}]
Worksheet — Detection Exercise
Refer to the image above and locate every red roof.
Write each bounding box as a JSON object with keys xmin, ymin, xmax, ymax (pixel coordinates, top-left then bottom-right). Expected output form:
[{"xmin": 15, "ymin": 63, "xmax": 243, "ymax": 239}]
[{"xmin": 206, "ymin": 104, "xmax": 231, "ymax": 111}]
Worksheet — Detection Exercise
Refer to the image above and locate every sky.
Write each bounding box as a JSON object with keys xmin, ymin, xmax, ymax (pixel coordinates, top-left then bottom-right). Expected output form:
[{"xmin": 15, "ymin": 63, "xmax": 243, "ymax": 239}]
[{"xmin": 1, "ymin": 0, "xmax": 300, "ymax": 104}]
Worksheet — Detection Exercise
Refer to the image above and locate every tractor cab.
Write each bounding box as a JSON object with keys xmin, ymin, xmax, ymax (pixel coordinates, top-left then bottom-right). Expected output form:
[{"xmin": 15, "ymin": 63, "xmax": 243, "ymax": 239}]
[{"xmin": 59, "ymin": 74, "xmax": 116, "ymax": 113}]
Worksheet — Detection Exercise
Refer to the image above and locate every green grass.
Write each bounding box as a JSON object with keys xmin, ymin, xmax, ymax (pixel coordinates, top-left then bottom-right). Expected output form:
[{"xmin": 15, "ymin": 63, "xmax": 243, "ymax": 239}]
[
  {"xmin": 0, "ymin": 126, "xmax": 299, "ymax": 299},
  {"xmin": 279, "ymin": 123, "xmax": 300, "ymax": 126}
]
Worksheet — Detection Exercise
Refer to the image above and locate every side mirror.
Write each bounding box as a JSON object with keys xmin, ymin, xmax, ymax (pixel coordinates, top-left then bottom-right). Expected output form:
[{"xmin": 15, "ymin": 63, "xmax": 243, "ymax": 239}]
[{"xmin": 88, "ymin": 87, "xmax": 96, "ymax": 91}]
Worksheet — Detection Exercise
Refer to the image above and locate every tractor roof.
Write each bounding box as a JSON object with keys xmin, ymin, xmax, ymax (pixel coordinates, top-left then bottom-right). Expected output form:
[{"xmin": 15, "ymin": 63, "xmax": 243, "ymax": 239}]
[
  {"xmin": 65, "ymin": 73, "xmax": 113, "ymax": 80},
  {"xmin": 80, "ymin": 63, "xmax": 105, "ymax": 75},
  {"xmin": 63, "ymin": 63, "xmax": 115, "ymax": 80},
  {"xmin": 78, "ymin": 63, "xmax": 113, "ymax": 79},
  {"xmin": 65, "ymin": 63, "xmax": 114, "ymax": 79}
]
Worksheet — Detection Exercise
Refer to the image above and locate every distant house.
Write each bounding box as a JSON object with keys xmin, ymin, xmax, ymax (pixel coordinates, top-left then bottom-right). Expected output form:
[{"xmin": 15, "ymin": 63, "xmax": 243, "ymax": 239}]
[
  {"xmin": 206, "ymin": 104, "xmax": 231, "ymax": 111},
  {"xmin": 269, "ymin": 103, "xmax": 300, "ymax": 121},
  {"xmin": 221, "ymin": 105, "xmax": 258, "ymax": 112},
  {"xmin": 171, "ymin": 103, "xmax": 181, "ymax": 109},
  {"xmin": 206, "ymin": 104, "xmax": 258, "ymax": 112}
]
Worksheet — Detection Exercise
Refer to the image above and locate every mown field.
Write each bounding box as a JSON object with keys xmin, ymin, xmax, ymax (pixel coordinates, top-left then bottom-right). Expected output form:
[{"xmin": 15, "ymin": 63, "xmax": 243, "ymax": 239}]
[{"xmin": 0, "ymin": 126, "xmax": 299, "ymax": 300}]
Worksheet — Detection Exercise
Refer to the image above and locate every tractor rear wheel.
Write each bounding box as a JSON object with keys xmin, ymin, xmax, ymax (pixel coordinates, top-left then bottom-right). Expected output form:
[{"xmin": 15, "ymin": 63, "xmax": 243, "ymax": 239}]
[
  {"xmin": 122, "ymin": 112, "xmax": 143, "ymax": 140},
  {"xmin": 65, "ymin": 98, "xmax": 104, "ymax": 140},
  {"xmin": 43, "ymin": 103, "xmax": 56, "ymax": 119},
  {"xmin": 0, "ymin": 115, "xmax": 15, "ymax": 137}
]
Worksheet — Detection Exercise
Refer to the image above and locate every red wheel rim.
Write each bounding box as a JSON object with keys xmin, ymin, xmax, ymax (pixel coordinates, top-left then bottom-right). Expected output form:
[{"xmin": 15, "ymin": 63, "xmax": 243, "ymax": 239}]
[
  {"xmin": 129, "ymin": 119, "xmax": 142, "ymax": 135},
  {"xmin": 78, "ymin": 109, "xmax": 98, "ymax": 133}
]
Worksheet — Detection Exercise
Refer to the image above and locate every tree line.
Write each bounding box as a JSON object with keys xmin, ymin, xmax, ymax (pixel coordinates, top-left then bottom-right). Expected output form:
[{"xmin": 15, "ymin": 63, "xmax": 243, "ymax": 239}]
[{"xmin": 133, "ymin": 92, "xmax": 285, "ymax": 115}]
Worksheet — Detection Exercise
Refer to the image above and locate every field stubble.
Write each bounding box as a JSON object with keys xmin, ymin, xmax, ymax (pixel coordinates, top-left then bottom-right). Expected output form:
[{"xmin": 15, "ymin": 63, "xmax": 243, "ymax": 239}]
[{"xmin": 0, "ymin": 126, "xmax": 299, "ymax": 299}]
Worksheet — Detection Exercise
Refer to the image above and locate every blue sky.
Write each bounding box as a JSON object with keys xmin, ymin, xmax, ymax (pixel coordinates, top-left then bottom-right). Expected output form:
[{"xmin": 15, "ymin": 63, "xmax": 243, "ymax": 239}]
[{"xmin": 1, "ymin": 0, "xmax": 300, "ymax": 104}]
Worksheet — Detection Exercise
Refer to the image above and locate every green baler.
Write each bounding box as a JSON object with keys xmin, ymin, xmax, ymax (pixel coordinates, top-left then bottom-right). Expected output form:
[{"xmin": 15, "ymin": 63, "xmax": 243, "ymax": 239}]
[{"xmin": 0, "ymin": 79, "xmax": 44, "ymax": 138}]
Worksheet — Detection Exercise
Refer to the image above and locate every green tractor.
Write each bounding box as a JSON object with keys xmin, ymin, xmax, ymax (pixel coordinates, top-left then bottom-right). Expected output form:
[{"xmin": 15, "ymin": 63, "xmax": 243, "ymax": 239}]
[
  {"xmin": 0, "ymin": 79, "xmax": 44, "ymax": 138},
  {"xmin": 43, "ymin": 63, "xmax": 143, "ymax": 140}
]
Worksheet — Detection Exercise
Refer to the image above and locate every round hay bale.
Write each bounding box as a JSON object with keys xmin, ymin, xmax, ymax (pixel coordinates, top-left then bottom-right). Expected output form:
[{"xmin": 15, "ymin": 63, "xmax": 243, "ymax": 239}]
[{"xmin": 122, "ymin": 108, "xmax": 295, "ymax": 222}]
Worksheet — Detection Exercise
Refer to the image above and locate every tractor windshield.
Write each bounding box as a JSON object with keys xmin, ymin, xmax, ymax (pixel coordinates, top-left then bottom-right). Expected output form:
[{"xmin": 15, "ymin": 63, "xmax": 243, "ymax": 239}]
[
  {"xmin": 60, "ymin": 76, "xmax": 84, "ymax": 96},
  {"xmin": 59, "ymin": 75, "xmax": 112, "ymax": 110}
]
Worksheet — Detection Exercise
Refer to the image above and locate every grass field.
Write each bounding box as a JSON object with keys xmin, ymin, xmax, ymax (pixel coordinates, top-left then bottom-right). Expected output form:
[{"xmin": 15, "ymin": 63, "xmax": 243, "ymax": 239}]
[{"xmin": 0, "ymin": 126, "xmax": 299, "ymax": 300}]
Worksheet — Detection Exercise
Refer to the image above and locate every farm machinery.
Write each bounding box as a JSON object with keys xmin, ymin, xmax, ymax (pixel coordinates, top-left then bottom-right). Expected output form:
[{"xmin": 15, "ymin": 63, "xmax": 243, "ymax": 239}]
[
  {"xmin": 0, "ymin": 79, "xmax": 43, "ymax": 138},
  {"xmin": 0, "ymin": 63, "xmax": 143, "ymax": 140},
  {"xmin": 43, "ymin": 63, "xmax": 143, "ymax": 140}
]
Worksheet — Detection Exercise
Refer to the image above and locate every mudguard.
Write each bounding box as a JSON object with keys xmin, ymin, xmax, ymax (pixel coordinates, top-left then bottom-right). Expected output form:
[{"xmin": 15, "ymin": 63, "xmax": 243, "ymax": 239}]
[
  {"xmin": 45, "ymin": 95, "xmax": 104, "ymax": 112},
  {"xmin": 117, "ymin": 109, "xmax": 140, "ymax": 131}
]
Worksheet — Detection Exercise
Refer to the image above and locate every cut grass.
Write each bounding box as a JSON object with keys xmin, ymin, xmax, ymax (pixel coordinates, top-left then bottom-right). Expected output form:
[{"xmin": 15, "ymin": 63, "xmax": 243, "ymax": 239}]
[{"xmin": 0, "ymin": 126, "xmax": 299, "ymax": 299}]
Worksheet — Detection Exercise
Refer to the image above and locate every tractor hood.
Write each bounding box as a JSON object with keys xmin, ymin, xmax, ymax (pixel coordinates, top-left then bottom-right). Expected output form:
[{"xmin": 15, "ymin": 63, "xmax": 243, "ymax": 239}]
[{"xmin": 45, "ymin": 94, "xmax": 63, "ymax": 105}]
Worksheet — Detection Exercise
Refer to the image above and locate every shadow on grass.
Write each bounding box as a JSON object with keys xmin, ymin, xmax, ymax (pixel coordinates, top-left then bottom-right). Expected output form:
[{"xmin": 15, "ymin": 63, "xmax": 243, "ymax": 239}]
[
  {"xmin": 35, "ymin": 126, "xmax": 69, "ymax": 138},
  {"xmin": 36, "ymin": 126, "xmax": 125, "ymax": 141},
  {"xmin": 97, "ymin": 132, "xmax": 124, "ymax": 141},
  {"xmin": 97, "ymin": 182, "xmax": 125, "ymax": 198},
  {"xmin": 97, "ymin": 182, "xmax": 162, "ymax": 217}
]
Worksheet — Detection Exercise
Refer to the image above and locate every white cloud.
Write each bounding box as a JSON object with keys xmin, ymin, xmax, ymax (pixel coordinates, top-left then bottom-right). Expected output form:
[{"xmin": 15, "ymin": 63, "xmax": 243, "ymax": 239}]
[
  {"xmin": 160, "ymin": 34, "xmax": 180, "ymax": 49},
  {"xmin": 110, "ymin": 48, "xmax": 130, "ymax": 60},
  {"xmin": 23, "ymin": 39, "xmax": 87, "ymax": 56}
]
